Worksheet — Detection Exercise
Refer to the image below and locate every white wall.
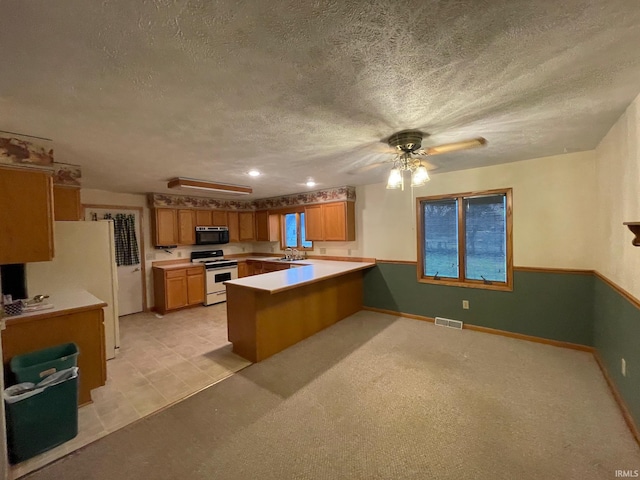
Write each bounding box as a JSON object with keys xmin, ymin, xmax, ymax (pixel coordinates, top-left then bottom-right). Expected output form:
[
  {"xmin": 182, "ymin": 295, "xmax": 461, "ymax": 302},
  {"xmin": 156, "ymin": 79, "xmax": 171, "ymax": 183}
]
[
  {"xmin": 355, "ymin": 150, "xmax": 597, "ymax": 269},
  {"xmin": 594, "ymin": 92, "xmax": 640, "ymax": 298}
]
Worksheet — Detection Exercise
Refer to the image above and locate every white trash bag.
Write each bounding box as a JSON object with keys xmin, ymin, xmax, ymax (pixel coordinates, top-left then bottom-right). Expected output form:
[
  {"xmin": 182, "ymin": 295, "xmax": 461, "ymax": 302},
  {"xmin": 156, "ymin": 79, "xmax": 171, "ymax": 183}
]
[{"xmin": 3, "ymin": 367, "xmax": 79, "ymax": 404}]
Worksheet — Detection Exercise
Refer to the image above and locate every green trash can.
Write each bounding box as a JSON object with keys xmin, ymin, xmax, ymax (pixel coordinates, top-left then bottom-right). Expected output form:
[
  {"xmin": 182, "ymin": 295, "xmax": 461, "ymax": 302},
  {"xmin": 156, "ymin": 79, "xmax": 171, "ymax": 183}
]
[{"xmin": 4, "ymin": 343, "xmax": 80, "ymax": 464}]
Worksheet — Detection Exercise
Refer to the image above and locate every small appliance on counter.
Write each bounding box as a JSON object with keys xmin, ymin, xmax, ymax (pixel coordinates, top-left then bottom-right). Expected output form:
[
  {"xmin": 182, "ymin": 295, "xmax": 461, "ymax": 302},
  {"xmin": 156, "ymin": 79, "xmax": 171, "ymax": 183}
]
[{"xmin": 190, "ymin": 250, "xmax": 238, "ymax": 305}]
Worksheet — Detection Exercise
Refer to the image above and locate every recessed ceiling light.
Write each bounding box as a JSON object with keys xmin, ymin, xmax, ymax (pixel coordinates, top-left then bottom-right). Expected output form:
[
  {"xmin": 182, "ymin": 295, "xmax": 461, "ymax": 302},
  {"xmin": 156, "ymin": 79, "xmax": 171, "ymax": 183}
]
[
  {"xmin": 306, "ymin": 180, "xmax": 316, "ymax": 187},
  {"xmin": 248, "ymin": 170, "xmax": 261, "ymax": 177}
]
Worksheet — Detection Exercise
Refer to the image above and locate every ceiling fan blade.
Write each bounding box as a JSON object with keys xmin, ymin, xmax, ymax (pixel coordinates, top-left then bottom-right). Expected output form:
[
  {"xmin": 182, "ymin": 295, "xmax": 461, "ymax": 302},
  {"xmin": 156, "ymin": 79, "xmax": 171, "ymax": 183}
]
[
  {"xmin": 346, "ymin": 161, "xmax": 389, "ymax": 175},
  {"xmin": 420, "ymin": 137, "xmax": 487, "ymax": 156}
]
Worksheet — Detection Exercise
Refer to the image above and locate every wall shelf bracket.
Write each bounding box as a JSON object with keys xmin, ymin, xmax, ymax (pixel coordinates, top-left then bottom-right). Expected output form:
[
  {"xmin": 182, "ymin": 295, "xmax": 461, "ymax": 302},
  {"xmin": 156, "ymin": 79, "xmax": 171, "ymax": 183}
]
[{"xmin": 623, "ymin": 222, "xmax": 640, "ymax": 246}]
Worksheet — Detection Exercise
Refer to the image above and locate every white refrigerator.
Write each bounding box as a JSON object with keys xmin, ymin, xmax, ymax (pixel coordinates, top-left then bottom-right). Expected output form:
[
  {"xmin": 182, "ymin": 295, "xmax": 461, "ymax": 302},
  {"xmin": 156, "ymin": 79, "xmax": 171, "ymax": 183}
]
[{"xmin": 26, "ymin": 221, "xmax": 120, "ymax": 359}]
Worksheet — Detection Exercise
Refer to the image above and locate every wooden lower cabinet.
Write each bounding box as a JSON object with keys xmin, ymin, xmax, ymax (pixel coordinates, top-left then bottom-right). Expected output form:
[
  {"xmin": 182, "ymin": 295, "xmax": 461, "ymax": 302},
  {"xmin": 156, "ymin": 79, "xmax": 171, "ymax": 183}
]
[
  {"xmin": 165, "ymin": 272, "xmax": 187, "ymax": 310},
  {"xmin": 238, "ymin": 262, "xmax": 249, "ymax": 278},
  {"xmin": 2, "ymin": 305, "xmax": 107, "ymax": 406},
  {"xmin": 246, "ymin": 260, "xmax": 263, "ymax": 276},
  {"xmin": 187, "ymin": 267, "xmax": 205, "ymax": 304},
  {"xmin": 153, "ymin": 266, "xmax": 205, "ymax": 314},
  {"xmin": 262, "ymin": 262, "xmax": 289, "ymax": 273}
]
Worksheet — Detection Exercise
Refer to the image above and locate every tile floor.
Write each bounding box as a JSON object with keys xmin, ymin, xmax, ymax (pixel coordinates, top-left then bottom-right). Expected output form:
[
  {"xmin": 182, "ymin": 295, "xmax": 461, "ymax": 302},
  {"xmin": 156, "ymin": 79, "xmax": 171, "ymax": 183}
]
[{"xmin": 10, "ymin": 303, "xmax": 251, "ymax": 479}]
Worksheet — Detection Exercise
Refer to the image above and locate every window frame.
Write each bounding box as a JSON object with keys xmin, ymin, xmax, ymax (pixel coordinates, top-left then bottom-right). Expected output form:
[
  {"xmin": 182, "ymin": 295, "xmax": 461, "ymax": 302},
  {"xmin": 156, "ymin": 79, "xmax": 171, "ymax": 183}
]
[
  {"xmin": 279, "ymin": 208, "xmax": 313, "ymax": 251},
  {"xmin": 416, "ymin": 188, "xmax": 513, "ymax": 291}
]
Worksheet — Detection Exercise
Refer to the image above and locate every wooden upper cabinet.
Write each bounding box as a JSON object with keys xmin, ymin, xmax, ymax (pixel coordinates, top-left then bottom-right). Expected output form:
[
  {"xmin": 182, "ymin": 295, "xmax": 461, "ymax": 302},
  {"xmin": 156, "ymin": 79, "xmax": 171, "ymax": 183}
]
[
  {"xmin": 227, "ymin": 211, "xmax": 240, "ymax": 242},
  {"xmin": 212, "ymin": 210, "xmax": 228, "ymax": 226},
  {"xmin": 305, "ymin": 202, "xmax": 355, "ymax": 241},
  {"xmin": 53, "ymin": 186, "xmax": 81, "ymax": 221},
  {"xmin": 239, "ymin": 212, "xmax": 255, "ymax": 241},
  {"xmin": 195, "ymin": 210, "xmax": 212, "ymax": 227},
  {"xmin": 154, "ymin": 208, "xmax": 178, "ymax": 246},
  {"xmin": 0, "ymin": 167, "xmax": 54, "ymax": 264},
  {"xmin": 304, "ymin": 204, "xmax": 324, "ymax": 241},
  {"xmin": 323, "ymin": 202, "xmax": 355, "ymax": 241},
  {"xmin": 178, "ymin": 209, "xmax": 196, "ymax": 245},
  {"xmin": 195, "ymin": 210, "xmax": 227, "ymax": 227},
  {"xmin": 255, "ymin": 211, "xmax": 269, "ymax": 241},
  {"xmin": 268, "ymin": 214, "xmax": 280, "ymax": 242}
]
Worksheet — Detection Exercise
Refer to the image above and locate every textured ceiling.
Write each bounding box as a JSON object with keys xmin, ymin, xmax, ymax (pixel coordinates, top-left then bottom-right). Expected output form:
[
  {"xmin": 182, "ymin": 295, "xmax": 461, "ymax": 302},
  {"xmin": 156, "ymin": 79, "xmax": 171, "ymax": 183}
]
[{"xmin": 1, "ymin": 0, "xmax": 640, "ymax": 199}]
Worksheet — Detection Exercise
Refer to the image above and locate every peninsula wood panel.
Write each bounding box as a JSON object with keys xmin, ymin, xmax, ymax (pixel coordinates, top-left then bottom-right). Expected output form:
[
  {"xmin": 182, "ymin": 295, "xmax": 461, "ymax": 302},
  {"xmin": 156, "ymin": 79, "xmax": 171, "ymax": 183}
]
[
  {"xmin": 227, "ymin": 270, "xmax": 364, "ymax": 362},
  {"xmin": 2, "ymin": 307, "xmax": 106, "ymax": 406},
  {"xmin": 0, "ymin": 167, "xmax": 54, "ymax": 264}
]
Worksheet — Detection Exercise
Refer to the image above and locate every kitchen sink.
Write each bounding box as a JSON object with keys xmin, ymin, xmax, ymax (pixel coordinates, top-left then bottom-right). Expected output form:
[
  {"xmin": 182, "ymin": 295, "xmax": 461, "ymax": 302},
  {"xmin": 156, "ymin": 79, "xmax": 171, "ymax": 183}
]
[{"xmin": 276, "ymin": 258, "xmax": 298, "ymax": 262}]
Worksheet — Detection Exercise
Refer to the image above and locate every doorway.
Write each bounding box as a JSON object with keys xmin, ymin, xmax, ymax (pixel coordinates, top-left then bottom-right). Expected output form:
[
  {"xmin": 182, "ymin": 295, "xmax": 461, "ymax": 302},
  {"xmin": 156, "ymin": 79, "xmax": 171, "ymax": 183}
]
[{"xmin": 83, "ymin": 204, "xmax": 147, "ymax": 315}]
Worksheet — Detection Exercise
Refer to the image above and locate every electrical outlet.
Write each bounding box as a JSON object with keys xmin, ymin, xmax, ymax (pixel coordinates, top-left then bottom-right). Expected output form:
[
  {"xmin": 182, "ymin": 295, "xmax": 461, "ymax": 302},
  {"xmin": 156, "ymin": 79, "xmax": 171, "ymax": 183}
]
[
  {"xmin": 347, "ymin": 249, "xmax": 352, "ymax": 256},
  {"xmin": 177, "ymin": 251, "xmax": 183, "ymax": 258},
  {"xmin": 462, "ymin": 300, "xmax": 469, "ymax": 309},
  {"xmin": 242, "ymin": 247, "xmax": 246, "ymax": 252},
  {"xmin": 622, "ymin": 358, "xmax": 627, "ymax": 377}
]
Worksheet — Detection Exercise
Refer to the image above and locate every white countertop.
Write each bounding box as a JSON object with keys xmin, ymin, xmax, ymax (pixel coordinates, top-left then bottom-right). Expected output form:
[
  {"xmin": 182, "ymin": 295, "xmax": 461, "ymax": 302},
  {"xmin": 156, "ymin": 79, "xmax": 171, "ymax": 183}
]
[
  {"xmin": 3, "ymin": 290, "xmax": 107, "ymax": 324},
  {"xmin": 224, "ymin": 259, "xmax": 376, "ymax": 293}
]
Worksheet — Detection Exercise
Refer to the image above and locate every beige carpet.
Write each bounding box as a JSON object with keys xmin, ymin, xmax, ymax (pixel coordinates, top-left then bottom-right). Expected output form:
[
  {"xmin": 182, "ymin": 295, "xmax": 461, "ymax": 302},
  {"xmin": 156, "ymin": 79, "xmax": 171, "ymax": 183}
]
[{"xmin": 25, "ymin": 311, "xmax": 640, "ymax": 479}]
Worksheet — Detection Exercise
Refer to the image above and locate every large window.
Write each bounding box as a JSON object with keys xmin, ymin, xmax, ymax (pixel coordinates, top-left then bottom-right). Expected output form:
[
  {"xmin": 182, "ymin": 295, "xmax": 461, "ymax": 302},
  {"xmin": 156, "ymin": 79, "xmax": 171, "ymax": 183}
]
[
  {"xmin": 282, "ymin": 212, "xmax": 312, "ymax": 250},
  {"xmin": 417, "ymin": 188, "xmax": 512, "ymax": 291}
]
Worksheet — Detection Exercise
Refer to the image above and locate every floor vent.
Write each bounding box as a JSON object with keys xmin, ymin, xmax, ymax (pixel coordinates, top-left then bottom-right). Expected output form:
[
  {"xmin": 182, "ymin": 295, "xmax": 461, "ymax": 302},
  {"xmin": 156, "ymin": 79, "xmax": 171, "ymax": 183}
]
[{"xmin": 434, "ymin": 317, "xmax": 464, "ymax": 330}]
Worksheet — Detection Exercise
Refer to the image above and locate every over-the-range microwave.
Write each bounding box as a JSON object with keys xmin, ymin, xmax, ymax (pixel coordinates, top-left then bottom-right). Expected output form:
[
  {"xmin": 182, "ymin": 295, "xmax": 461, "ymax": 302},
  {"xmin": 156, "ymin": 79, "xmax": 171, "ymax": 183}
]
[{"xmin": 195, "ymin": 226, "xmax": 229, "ymax": 245}]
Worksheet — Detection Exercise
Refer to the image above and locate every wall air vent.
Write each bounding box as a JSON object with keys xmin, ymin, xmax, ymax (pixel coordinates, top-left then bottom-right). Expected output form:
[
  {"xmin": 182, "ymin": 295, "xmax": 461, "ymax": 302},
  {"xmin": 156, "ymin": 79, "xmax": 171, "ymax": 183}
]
[{"xmin": 434, "ymin": 317, "xmax": 463, "ymax": 330}]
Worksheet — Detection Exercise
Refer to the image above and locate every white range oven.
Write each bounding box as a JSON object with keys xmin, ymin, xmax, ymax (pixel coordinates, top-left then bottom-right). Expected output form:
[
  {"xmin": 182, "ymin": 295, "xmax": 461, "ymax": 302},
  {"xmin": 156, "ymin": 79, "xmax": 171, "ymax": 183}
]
[{"xmin": 191, "ymin": 250, "xmax": 238, "ymax": 305}]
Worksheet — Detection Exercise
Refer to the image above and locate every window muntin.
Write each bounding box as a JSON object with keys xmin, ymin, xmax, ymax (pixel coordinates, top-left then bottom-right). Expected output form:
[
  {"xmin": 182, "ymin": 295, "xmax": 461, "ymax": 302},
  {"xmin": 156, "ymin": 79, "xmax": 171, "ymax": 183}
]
[{"xmin": 418, "ymin": 189, "xmax": 512, "ymax": 291}]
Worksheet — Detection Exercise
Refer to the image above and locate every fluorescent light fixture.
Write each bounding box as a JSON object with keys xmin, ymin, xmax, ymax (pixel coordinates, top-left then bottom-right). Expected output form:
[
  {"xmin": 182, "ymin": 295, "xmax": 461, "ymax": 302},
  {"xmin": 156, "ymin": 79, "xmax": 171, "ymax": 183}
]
[
  {"xmin": 167, "ymin": 177, "xmax": 252, "ymax": 195},
  {"xmin": 248, "ymin": 170, "xmax": 261, "ymax": 177},
  {"xmin": 306, "ymin": 180, "xmax": 316, "ymax": 187}
]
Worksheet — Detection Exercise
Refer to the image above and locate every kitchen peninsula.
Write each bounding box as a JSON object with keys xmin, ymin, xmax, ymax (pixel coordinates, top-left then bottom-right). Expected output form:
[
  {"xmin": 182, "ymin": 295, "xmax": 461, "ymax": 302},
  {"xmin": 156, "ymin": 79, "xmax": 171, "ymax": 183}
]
[{"xmin": 225, "ymin": 259, "xmax": 375, "ymax": 362}]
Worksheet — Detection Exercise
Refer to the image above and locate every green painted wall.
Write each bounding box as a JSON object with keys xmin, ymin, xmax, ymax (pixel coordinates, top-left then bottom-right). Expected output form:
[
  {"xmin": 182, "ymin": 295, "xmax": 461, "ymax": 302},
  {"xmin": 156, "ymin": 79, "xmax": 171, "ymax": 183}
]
[
  {"xmin": 593, "ymin": 277, "xmax": 640, "ymax": 425},
  {"xmin": 363, "ymin": 263, "xmax": 594, "ymax": 346}
]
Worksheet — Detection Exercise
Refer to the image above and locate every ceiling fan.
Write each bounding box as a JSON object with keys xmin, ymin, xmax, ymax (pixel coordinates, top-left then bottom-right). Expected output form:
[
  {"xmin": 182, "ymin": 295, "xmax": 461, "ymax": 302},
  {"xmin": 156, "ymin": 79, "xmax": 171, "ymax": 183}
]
[{"xmin": 351, "ymin": 130, "xmax": 487, "ymax": 189}]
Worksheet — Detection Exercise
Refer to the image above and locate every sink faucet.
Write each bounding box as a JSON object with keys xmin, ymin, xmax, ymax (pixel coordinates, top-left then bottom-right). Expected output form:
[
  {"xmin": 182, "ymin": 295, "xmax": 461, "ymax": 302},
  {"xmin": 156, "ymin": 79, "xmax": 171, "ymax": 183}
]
[
  {"xmin": 292, "ymin": 248, "xmax": 299, "ymax": 260},
  {"xmin": 284, "ymin": 247, "xmax": 293, "ymax": 260}
]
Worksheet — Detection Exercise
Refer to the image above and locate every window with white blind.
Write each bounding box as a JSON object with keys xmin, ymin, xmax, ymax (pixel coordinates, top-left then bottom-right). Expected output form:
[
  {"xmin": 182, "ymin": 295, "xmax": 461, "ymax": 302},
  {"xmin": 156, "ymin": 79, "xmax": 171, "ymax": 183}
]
[{"xmin": 417, "ymin": 188, "xmax": 513, "ymax": 291}]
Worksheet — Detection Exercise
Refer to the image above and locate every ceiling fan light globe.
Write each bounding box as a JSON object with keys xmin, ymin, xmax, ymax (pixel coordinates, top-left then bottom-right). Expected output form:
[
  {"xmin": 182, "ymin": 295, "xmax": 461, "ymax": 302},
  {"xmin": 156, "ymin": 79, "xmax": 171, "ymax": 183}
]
[
  {"xmin": 386, "ymin": 168, "xmax": 402, "ymax": 189},
  {"xmin": 411, "ymin": 165, "xmax": 430, "ymax": 186}
]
